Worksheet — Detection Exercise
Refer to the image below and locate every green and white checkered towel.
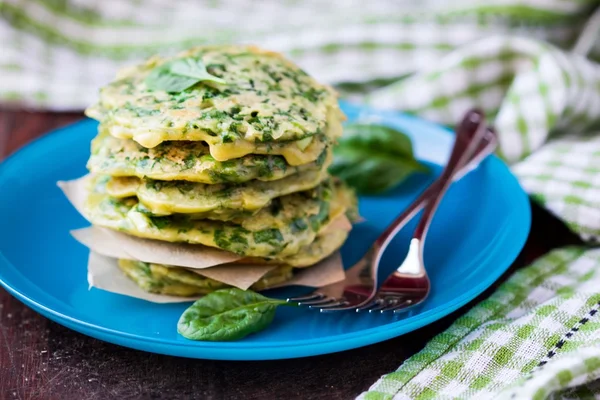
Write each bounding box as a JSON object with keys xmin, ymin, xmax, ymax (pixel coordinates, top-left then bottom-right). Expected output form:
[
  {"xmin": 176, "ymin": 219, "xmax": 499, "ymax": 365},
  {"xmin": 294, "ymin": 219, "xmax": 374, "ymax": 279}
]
[
  {"xmin": 3, "ymin": 1, "xmax": 600, "ymax": 398},
  {"xmin": 361, "ymin": 247, "xmax": 600, "ymax": 400}
]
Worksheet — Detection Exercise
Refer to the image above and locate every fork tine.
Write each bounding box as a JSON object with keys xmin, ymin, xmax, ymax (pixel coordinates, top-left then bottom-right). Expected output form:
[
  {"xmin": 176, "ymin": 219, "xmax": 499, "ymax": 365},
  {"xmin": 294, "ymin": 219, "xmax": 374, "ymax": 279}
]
[
  {"xmin": 298, "ymin": 297, "xmax": 335, "ymax": 306},
  {"xmin": 319, "ymin": 303, "xmax": 357, "ymax": 312},
  {"xmin": 368, "ymin": 302, "xmax": 388, "ymax": 313},
  {"xmin": 392, "ymin": 299, "xmax": 415, "ymax": 313},
  {"xmin": 310, "ymin": 300, "xmax": 348, "ymax": 310},
  {"xmin": 380, "ymin": 299, "xmax": 414, "ymax": 312},
  {"xmin": 287, "ymin": 292, "xmax": 323, "ymax": 302},
  {"xmin": 355, "ymin": 303, "xmax": 374, "ymax": 312},
  {"xmin": 355, "ymin": 299, "xmax": 382, "ymax": 312}
]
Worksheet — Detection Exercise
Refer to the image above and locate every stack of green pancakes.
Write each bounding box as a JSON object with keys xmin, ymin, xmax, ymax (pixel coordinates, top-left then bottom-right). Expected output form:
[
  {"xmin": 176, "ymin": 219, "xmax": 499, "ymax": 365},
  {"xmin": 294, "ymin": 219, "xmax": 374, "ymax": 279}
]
[{"xmin": 82, "ymin": 45, "xmax": 357, "ymax": 297}]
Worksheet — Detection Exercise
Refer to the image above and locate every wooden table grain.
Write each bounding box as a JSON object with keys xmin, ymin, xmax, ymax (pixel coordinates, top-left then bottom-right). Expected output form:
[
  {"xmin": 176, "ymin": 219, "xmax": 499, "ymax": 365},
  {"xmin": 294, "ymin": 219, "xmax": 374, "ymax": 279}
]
[{"xmin": 0, "ymin": 108, "xmax": 581, "ymax": 400}]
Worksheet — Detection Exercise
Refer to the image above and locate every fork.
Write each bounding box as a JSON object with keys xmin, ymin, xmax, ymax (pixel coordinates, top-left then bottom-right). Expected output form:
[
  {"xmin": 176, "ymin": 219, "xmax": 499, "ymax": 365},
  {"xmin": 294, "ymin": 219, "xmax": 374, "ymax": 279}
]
[
  {"xmin": 351, "ymin": 112, "xmax": 491, "ymax": 313},
  {"xmin": 288, "ymin": 110, "xmax": 497, "ymax": 312}
]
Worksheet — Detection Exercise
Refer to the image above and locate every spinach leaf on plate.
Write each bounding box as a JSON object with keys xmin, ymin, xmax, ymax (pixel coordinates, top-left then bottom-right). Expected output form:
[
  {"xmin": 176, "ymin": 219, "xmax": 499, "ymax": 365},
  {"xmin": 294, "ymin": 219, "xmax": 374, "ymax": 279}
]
[
  {"xmin": 177, "ymin": 288, "xmax": 292, "ymax": 341},
  {"xmin": 145, "ymin": 57, "xmax": 226, "ymax": 93},
  {"xmin": 330, "ymin": 123, "xmax": 428, "ymax": 194}
]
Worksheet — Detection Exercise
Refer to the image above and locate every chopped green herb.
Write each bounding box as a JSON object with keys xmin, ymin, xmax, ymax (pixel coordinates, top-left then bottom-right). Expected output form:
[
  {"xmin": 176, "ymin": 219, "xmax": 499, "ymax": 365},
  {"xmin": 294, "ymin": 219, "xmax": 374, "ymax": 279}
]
[
  {"xmin": 308, "ymin": 201, "xmax": 330, "ymax": 231},
  {"xmin": 230, "ymin": 231, "xmax": 249, "ymax": 246},
  {"xmin": 201, "ymin": 109, "xmax": 229, "ymax": 120},
  {"xmin": 213, "ymin": 229, "xmax": 230, "ymax": 249},
  {"xmin": 183, "ymin": 153, "xmax": 196, "ymax": 170},
  {"xmin": 175, "ymin": 181, "xmax": 195, "ymax": 194},
  {"xmin": 137, "ymin": 261, "xmax": 153, "ymax": 277},
  {"xmin": 271, "ymin": 157, "xmax": 287, "ymax": 172},
  {"xmin": 146, "ymin": 179, "xmax": 164, "ymax": 192},
  {"xmin": 221, "ymin": 133, "xmax": 235, "ymax": 143},
  {"xmin": 289, "ymin": 218, "xmax": 308, "ymax": 233},
  {"xmin": 253, "ymin": 229, "xmax": 284, "ymax": 244},
  {"xmin": 123, "ymin": 102, "xmax": 160, "ymax": 117},
  {"xmin": 149, "ymin": 215, "xmax": 171, "ymax": 230},
  {"xmin": 315, "ymin": 150, "xmax": 327, "ymax": 167},
  {"xmin": 261, "ymin": 131, "xmax": 273, "ymax": 142},
  {"xmin": 301, "ymin": 88, "xmax": 324, "ymax": 102}
]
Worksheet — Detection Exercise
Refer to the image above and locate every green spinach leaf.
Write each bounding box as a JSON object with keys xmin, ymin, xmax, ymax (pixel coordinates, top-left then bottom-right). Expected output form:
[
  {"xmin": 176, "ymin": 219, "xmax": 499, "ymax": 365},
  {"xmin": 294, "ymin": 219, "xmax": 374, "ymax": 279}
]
[
  {"xmin": 177, "ymin": 288, "xmax": 292, "ymax": 341},
  {"xmin": 330, "ymin": 123, "xmax": 428, "ymax": 194},
  {"xmin": 145, "ymin": 57, "xmax": 226, "ymax": 93}
]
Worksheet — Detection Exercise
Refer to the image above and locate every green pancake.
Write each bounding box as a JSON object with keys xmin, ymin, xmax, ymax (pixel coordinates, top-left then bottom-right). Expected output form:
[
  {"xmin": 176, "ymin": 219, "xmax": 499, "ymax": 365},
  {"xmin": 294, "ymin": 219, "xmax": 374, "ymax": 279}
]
[
  {"xmin": 117, "ymin": 227, "xmax": 350, "ymax": 297},
  {"xmin": 87, "ymin": 131, "xmax": 332, "ymax": 184},
  {"xmin": 118, "ymin": 259, "xmax": 294, "ymax": 297},
  {"xmin": 84, "ymin": 177, "xmax": 352, "ymax": 259},
  {"xmin": 103, "ymin": 167, "xmax": 329, "ymax": 220},
  {"xmin": 86, "ymin": 45, "xmax": 345, "ymax": 165},
  {"xmin": 277, "ymin": 228, "xmax": 349, "ymax": 267}
]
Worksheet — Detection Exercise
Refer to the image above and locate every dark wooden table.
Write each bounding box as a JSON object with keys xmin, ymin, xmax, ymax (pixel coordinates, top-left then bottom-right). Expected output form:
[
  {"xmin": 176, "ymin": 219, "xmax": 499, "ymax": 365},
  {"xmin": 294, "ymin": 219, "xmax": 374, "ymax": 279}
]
[{"xmin": 0, "ymin": 109, "xmax": 581, "ymax": 400}]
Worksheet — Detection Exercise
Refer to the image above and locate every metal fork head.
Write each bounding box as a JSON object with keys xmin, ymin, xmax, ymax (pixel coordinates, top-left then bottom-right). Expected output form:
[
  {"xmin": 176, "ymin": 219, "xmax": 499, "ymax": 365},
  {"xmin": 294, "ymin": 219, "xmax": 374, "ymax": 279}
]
[
  {"xmin": 316, "ymin": 237, "xmax": 430, "ymax": 313},
  {"xmin": 287, "ymin": 255, "xmax": 377, "ymax": 311},
  {"xmin": 288, "ymin": 246, "xmax": 430, "ymax": 313},
  {"xmin": 351, "ymin": 239, "xmax": 430, "ymax": 314}
]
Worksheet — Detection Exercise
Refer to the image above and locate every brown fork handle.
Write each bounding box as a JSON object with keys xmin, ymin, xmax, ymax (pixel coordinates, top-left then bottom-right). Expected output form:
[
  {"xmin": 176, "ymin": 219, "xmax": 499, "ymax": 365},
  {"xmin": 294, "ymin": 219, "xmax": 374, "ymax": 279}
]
[
  {"xmin": 375, "ymin": 109, "xmax": 488, "ymax": 248},
  {"xmin": 412, "ymin": 109, "xmax": 488, "ymax": 239}
]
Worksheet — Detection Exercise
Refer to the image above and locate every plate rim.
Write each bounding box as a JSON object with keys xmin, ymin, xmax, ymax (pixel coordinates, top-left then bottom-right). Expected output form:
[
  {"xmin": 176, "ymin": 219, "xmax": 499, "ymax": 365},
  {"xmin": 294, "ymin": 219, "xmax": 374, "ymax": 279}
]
[{"xmin": 0, "ymin": 103, "xmax": 531, "ymax": 360}]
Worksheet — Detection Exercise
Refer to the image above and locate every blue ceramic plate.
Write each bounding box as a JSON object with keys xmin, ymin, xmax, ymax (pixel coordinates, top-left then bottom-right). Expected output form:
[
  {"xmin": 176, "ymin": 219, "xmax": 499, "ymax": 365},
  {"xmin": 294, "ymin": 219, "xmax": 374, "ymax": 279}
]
[{"xmin": 0, "ymin": 102, "xmax": 530, "ymax": 360}]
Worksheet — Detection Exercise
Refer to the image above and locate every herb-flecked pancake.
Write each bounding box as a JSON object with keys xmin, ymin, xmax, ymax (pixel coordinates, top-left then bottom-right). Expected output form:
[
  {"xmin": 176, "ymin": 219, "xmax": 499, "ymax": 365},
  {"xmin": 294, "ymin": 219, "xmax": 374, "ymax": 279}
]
[
  {"xmin": 84, "ymin": 178, "xmax": 353, "ymax": 259},
  {"xmin": 117, "ymin": 227, "xmax": 348, "ymax": 297},
  {"xmin": 85, "ymin": 45, "xmax": 345, "ymax": 164},
  {"xmin": 88, "ymin": 131, "xmax": 332, "ymax": 184},
  {"xmin": 275, "ymin": 228, "xmax": 349, "ymax": 267},
  {"xmin": 118, "ymin": 260, "xmax": 293, "ymax": 296},
  {"xmin": 103, "ymin": 168, "xmax": 329, "ymax": 220}
]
